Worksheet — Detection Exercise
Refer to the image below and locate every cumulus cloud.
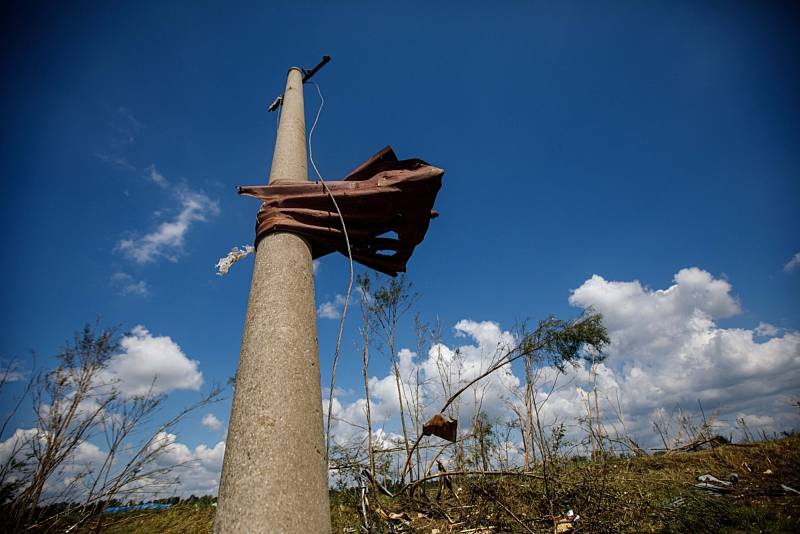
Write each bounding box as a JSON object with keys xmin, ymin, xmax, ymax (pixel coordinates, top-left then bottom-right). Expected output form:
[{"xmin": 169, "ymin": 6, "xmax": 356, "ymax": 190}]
[
  {"xmin": 328, "ymin": 267, "xmax": 800, "ymax": 460},
  {"xmin": 0, "ymin": 428, "xmax": 39, "ymax": 470},
  {"xmin": 565, "ymin": 267, "xmax": 799, "ymax": 439},
  {"xmin": 148, "ymin": 432, "xmax": 225, "ymax": 496},
  {"xmin": 0, "ymin": 428, "xmax": 109, "ymax": 503},
  {"xmin": 755, "ymin": 322, "xmax": 779, "ymax": 337},
  {"xmin": 201, "ymin": 413, "xmax": 223, "ymax": 432},
  {"xmin": 326, "ymin": 319, "xmax": 520, "ymax": 450},
  {"xmin": 784, "ymin": 252, "xmax": 800, "ymax": 272},
  {"xmin": 99, "ymin": 325, "xmax": 203, "ymax": 397},
  {"xmin": 116, "ymin": 186, "xmax": 219, "ymax": 264},
  {"xmin": 0, "ymin": 429, "xmax": 225, "ymax": 500},
  {"xmin": 110, "ymin": 272, "xmax": 149, "ymax": 296},
  {"xmin": 317, "ymin": 294, "xmax": 347, "ymax": 320}
]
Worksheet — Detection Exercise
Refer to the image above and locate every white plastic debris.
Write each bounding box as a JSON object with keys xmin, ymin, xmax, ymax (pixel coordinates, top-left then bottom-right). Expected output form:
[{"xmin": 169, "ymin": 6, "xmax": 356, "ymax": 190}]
[
  {"xmin": 555, "ymin": 509, "xmax": 580, "ymax": 533},
  {"xmin": 694, "ymin": 482, "xmax": 733, "ymax": 493},
  {"xmin": 215, "ymin": 245, "xmax": 254, "ymax": 275},
  {"xmin": 782, "ymin": 484, "xmax": 800, "ymax": 496},
  {"xmin": 667, "ymin": 496, "xmax": 686, "ymax": 510},
  {"xmin": 697, "ymin": 474, "xmax": 732, "ymax": 486}
]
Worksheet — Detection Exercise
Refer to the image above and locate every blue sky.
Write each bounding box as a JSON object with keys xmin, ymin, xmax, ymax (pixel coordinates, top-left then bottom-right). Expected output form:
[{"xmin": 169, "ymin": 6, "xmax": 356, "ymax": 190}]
[{"xmin": 1, "ymin": 1, "xmax": 798, "ymax": 496}]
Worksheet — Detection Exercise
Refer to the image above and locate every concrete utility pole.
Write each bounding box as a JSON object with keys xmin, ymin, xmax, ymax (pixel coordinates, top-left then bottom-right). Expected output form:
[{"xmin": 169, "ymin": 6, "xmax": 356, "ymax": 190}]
[{"xmin": 215, "ymin": 67, "xmax": 331, "ymax": 533}]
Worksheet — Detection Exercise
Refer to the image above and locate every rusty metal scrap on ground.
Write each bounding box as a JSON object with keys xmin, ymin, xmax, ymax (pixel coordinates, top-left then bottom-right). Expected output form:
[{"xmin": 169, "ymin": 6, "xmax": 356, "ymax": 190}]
[{"xmin": 238, "ymin": 146, "xmax": 444, "ymax": 276}]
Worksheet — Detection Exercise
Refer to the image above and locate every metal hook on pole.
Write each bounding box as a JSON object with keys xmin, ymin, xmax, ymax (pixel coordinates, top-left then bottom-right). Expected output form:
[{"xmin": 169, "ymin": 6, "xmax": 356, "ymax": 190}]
[
  {"xmin": 301, "ymin": 55, "xmax": 331, "ymax": 83},
  {"xmin": 268, "ymin": 55, "xmax": 331, "ymax": 112}
]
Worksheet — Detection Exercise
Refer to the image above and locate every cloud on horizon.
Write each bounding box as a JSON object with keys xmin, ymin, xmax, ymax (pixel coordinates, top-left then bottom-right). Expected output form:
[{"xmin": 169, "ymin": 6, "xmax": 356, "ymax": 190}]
[
  {"xmin": 0, "ymin": 428, "xmax": 224, "ymax": 501},
  {"xmin": 327, "ymin": 267, "xmax": 800, "ymax": 458},
  {"xmin": 4, "ymin": 267, "xmax": 797, "ymax": 497}
]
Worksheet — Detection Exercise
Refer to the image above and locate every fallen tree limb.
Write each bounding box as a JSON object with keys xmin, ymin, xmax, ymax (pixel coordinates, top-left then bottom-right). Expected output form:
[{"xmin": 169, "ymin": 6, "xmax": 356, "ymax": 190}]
[{"xmin": 399, "ymin": 469, "xmax": 545, "ymax": 495}]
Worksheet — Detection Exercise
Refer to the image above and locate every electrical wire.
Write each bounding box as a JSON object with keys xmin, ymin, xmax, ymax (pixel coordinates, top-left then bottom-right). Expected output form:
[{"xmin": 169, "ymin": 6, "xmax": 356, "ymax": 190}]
[{"xmin": 307, "ymin": 81, "xmax": 354, "ymax": 463}]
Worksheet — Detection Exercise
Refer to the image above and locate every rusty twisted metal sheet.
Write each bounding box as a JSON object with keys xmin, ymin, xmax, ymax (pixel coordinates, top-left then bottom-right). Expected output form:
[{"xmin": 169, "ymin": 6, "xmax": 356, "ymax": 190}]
[
  {"xmin": 422, "ymin": 413, "xmax": 458, "ymax": 443},
  {"xmin": 238, "ymin": 146, "xmax": 444, "ymax": 276}
]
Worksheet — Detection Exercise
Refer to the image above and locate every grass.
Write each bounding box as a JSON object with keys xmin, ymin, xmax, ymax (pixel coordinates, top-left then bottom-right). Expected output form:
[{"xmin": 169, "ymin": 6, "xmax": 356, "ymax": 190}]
[
  {"xmin": 83, "ymin": 504, "xmax": 216, "ymax": 534},
  {"xmin": 75, "ymin": 435, "xmax": 800, "ymax": 533}
]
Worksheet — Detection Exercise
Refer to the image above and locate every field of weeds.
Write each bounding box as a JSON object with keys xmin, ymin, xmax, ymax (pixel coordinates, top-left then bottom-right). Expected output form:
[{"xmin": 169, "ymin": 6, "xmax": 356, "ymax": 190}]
[
  {"xmin": 73, "ymin": 435, "xmax": 799, "ymax": 533},
  {"xmin": 357, "ymin": 435, "xmax": 800, "ymax": 533}
]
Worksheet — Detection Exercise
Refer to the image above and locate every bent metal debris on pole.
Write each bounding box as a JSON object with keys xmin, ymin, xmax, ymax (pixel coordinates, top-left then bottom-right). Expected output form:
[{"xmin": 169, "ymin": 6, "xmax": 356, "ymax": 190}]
[{"xmin": 238, "ymin": 146, "xmax": 444, "ymax": 277}]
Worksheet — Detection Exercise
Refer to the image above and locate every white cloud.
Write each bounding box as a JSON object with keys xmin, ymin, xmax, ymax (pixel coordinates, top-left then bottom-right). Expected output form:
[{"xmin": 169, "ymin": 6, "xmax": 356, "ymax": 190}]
[
  {"xmin": 116, "ymin": 186, "xmax": 219, "ymax": 264},
  {"xmin": 95, "ymin": 153, "xmax": 135, "ymax": 171},
  {"xmin": 312, "ymin": 260, "xmax": 320, "ymax": 275},
  {"xmin": 99, "ymin": 325, "xmax": 203, "ymax": 397},
  {"xmin": 0, "ymin": 363, "xmax": 24, "ymax": 383},
  {"xmin": 565, "ymin": 267, "xmax": 800, "ymax": 440},
  {"xmin": 784, "ymin": 252, "xmax": 800, "ymax": 272},
  {"xmin": 325, "ymin": 319, "xmax": 520, "ymax": 450},
  {"xmin": 201, "ymin": 413, "xmax": 223, "ymax": 432},
  {"xmin": 322, "ymin": 386, "xmax": 354, "ymax": 398},
  {"xmin": 0, "ymin": 428, "xmax": 108, "ymax": 503},
  {"xmin": 145, "ymin": 165, "xmax": 168, "ymax": 188},
  {"xmin": 0, "ymin": 429, "xmax": 225, "ymax": 499},
  {"xmin": 327, "ymin": 267, "xmax": 800, "ymax": 460},
  {"xmin": 755, "ymin": 322, "xmax": 779, "ymax": 337},
  {"xmin": 0, "ymin": 428, "xmax": 38, "ymax": 469},
  {"xmin": 317, "ymin": 294, "xmax": 346, "ymax": 320},
  {"xmin": 148, "ymin": 431, "xmax": 225, "ymax": 496},
  {"xmin": 110, "ymin": 272, "xmax": 150, "ymax": 296}
]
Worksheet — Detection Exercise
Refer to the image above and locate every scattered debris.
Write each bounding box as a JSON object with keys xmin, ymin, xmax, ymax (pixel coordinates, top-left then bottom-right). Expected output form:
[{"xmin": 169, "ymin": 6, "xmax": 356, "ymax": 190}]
[
  {"xmin": 782, "ymin": 484, "xmax": 800, "ymax": 496},
  {"xmin": 670, "ymin": 435, "xmax": 730, "ymax": 453},
  {"xmin": 387, "ymin": 511, "xmax": 412, "ymax": 522},
  {"xmin": 215, "ymin": 245, "xmax": 254, "ymax": 275},
  {"xmin": 694, "ymin": 482, "xmax": 734, "ymax": 494},
  {"xmin": 362, "ymin": 468, "xmax": 394, "ymax": 497},
  {"xmin": 554, "ymin": 509, "xmax": 579, "ymax": 533},
  {"xmin": 329, "ymin": 435, "xmax": 800, "ymax": 533},
  {"xmin": 666, "ymin": 496, "xmax": 686, "ymax": 510},
  {"xmin": 697, "ymin": 474, "xmax": 732, "ymax": 486},
  {"xmin": 693, "ymin": 472, "xmax": 739, "ymax": 494},
  {"xmin": 435, "ymin": 460, "xmax": 457, "ymax": 501}
]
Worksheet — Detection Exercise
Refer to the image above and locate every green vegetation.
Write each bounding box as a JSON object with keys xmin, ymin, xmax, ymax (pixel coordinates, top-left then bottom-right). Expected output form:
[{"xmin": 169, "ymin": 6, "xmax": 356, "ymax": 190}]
[{"xmin": 59, "ymin": 435, "xmax": 799, "ymax": 533}]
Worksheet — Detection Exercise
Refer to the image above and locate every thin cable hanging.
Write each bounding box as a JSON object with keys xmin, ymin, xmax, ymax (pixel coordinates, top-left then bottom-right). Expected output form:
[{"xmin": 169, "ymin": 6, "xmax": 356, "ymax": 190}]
[{"xmin": 307, "ymin": 81, "xmax": 355, "ymax": 463}]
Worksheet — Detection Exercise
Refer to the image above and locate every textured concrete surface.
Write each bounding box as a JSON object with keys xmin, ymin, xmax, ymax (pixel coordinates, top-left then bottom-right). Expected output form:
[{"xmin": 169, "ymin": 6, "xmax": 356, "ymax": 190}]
[{"xmin": 215, "ymin": 68, "xmax": 331, "ymax": 533}]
